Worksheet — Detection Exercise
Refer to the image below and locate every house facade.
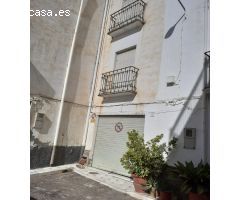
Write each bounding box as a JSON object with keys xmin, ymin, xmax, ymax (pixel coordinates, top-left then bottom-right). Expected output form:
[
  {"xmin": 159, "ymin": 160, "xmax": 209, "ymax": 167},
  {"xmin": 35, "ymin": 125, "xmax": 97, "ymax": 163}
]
[{"xmin": 30, "ymin": 0, "xmax": 210, "ymax": 174}]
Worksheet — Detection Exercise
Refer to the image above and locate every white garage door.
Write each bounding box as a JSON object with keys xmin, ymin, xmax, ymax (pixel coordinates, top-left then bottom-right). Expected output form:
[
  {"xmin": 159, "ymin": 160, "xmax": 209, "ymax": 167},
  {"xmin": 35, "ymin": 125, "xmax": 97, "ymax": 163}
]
[{"xmin": 92, "ymin": 116, "xmax": 145, "ymax": 176}]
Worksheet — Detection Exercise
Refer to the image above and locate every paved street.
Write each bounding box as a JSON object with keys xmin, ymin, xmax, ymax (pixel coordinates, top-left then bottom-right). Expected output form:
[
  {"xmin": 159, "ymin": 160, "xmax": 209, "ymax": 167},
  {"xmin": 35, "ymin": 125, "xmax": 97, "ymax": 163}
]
[{"xmin": 31, "ymin": 170, "xmax": 138, "ymax": 200}]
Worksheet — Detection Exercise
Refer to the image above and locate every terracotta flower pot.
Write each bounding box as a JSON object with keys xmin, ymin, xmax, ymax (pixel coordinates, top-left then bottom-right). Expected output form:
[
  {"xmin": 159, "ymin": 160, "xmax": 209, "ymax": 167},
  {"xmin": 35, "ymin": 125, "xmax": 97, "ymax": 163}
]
[
  {"xmin": 159, "ymin": 191, "xmax": 172, "ymax": 200},
  {"xmin": 188, "ymin": 192, "xmax": 209, "ymax": 200},
  {"xmin": 131, "ymin": 174, "xmax": 147, "ymax": 193}
]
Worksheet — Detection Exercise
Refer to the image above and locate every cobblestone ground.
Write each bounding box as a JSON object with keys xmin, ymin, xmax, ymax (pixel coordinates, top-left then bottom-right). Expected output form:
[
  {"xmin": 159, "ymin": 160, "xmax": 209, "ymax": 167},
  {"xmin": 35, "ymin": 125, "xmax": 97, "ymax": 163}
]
[{"xmin": 31, "ymin": 170, "xmax": 137, "ymax": 200}]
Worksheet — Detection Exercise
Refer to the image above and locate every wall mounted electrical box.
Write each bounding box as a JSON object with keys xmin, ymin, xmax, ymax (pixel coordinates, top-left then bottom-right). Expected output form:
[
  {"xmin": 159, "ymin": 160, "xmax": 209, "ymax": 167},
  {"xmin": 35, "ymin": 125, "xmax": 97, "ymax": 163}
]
[
  {"xmin": 184, "ymin": 128, "xmax": 196, "ymax": 149},
  {"xmin": 33, "ymin": 113, "xmax": 45, "ymax": 129}
]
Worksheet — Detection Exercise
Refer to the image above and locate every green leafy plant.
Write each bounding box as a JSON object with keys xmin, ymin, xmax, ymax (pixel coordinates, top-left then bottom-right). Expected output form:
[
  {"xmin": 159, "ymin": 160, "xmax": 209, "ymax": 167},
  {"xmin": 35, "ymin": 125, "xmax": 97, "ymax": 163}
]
[
  {"xmin": 171, "ymin": 161, "xmax": 210, "ymax": 194},
  {"xmin": 145, "ymin": 177, "xmax": 157, "ymax": 195},
  {"xmin": 145, "ymin": 135, "xmax": 177, "ymax": 182},
  {"xmin": 120, "ymin": 130, "xmax": 149, "ymax": 177},
  {"xmin": 145, "ymin": 164, "xmax": 173, "ymax": 197},
  {"xmin": 120, "ymin": 129, "xmax": 178, "ymax": 184},
  {"xmin": 154, "ymin": 164, "xmax": 174, "ymax": 192}
]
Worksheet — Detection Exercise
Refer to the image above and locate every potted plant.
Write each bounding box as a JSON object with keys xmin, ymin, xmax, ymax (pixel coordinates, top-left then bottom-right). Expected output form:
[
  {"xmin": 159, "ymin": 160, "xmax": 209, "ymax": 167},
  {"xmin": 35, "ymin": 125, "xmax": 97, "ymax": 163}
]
[
  {"xmin": 145, "ymin": 165, "xmax": 173, "ymax": 199},
  {"xmin": 120, "ymin": 130, "xmax": 149, "ymax": 193},
  {"xmin": 120, "ymin": 129, "xmax": 178, "ymax": 195},
  {"xmin": 155, "ymin": 164, "xmax": 175, "ymax": 200},
  {"xmin": 171, "ymin": 161, "xmax": 210, "ymax": 200},
  {"xmin": 144, "ymin": 135, "xmax": 177, "ymax": 199}
]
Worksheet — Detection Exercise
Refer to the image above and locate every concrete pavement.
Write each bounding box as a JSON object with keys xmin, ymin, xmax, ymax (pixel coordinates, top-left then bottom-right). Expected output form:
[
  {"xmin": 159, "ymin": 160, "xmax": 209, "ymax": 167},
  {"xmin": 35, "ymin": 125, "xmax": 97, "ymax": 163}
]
[{"xmin": 30, "ymin": 164, "xmax": 154, "ymax": 200}]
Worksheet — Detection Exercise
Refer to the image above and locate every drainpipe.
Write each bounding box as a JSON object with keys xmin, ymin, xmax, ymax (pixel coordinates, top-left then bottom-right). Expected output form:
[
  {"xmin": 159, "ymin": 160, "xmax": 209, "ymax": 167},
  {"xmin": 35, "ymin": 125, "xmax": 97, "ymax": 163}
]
[
  {"xmin": 81, "ymin": 0, "xmax": 110, "ymax": 155},
  {"xmin": 50, "ymin": 0, "xmax": 85, "ymax": 166}
]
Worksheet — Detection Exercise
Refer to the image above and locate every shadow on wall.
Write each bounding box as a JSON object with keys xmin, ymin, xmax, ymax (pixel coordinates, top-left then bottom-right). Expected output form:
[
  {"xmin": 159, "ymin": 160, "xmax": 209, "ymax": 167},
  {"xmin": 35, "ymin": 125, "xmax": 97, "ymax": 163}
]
[
  {"xmin": 169, "ymin": 66, "xmax": 205, "ymax": 139},
  {"xmin": 164, "ymin": 96, "xmax": 208, "ymax": 200},
  {"xmin": 160, "ymin": 58, "xmax": 210, "ymax": 199},
  {"xmin": 167, "ymin": 95, "xmax": 204, "ymax": 163},
  {"xmin": 53, "ymin": 0, "xmax": 99, "ymax": 166},
  {"xmin": 164, "ymin": 14, "xmax": 186, "ymax": 39},
  {"xmin": 166, "ymin": 57, "xmax": 210, "ymax": 165},
  {"xmin": 30, "ymin": 62, "xmax": 55, "ymax": 98},
  {"xmin": 164, "ymin": 0, "xmax": 186, "ymax": 39},
  {"xmin": 102, "ymin": 94, "xmax": 136, "ymax": 103}
]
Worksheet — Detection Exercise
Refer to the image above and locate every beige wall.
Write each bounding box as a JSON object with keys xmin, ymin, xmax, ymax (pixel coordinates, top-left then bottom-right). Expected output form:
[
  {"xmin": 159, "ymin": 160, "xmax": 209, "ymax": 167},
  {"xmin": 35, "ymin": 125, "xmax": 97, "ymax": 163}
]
[
  {"xmin": 85, "ymin": 0, "xmax": 166, "ymax": 156},
  {"xmin": 57, "ymin": 103, "xmax": 88, "ymax": 146},
  {"xmin": 92, "ymin": 0, "xmax": 165, "ymax": 107},
  {"xmin": 64, "ymin": 0, "xmax": 106, "ymax": 105},
  {"xmin": 56, "ymin": 0, "xmax": 106, "ymax": 148}
]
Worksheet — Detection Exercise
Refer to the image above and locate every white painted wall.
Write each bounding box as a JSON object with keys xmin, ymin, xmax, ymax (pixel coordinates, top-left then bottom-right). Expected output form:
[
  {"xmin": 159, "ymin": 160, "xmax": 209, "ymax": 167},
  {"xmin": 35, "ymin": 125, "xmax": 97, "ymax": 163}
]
[
  {"xmin": 143, "ymin": 98, "xmax": 205, "ymax": 165},
  {"xmin": 86, "ymin": 0, "xmax": 210, "ymax": 165},
  {"xmin": 157, "ymin": 0, "xmax": 207, "ymax": 100},
  {"xmin": 151, "ymin": 0, "xmax": 209, "ymax": 164}
]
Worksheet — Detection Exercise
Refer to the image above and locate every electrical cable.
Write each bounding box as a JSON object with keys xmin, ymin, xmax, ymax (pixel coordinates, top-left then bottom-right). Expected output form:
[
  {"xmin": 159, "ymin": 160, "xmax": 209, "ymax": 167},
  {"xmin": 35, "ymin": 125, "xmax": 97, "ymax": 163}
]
[{"xmin": 93, "ymin": 96, "xmax": 201, "ymax": 108}]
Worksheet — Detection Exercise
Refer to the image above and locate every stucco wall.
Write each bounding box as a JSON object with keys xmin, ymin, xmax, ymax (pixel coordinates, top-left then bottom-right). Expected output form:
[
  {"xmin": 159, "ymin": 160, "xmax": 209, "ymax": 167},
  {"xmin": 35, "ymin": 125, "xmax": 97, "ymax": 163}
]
[
  {"xmin": 30, "ymin": 97, "xmax": 59, "ymax": 168},
  {"xmin": 30, "ymin": 0, "xmax": 81, "ymax": 168},
  {"xmin": 86, "ymin": 0, "xmax": 210, "ymax": 165},
  {"xmin": 64, "ymin": 0, "xmax": 106, "ymax": 104},
  {"xmin": 93, "ymin": 0, "xmax": 165, "ymax": 106},
  {"xmin": 30, "ymin": 0, "xmax": 107, "ymax": 168},
  {"xmin": 152, "ymin": 0, "xmax": 209, "ymax": 164},
  {"xmin": 30, "ymin": 0, "xmax": 81, "ymax": 99},
  {"xmin": 30, "ymin": 0, "xmax": 209, "ymax": 168},
  {"xmin": 157, "ymin": 0, "xmax": 208, "ymax": 100}
]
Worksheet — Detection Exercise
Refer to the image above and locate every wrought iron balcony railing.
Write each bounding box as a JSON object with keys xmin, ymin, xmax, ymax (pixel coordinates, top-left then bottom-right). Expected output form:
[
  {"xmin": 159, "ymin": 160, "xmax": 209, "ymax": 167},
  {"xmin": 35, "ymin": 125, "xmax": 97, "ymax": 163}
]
[
  {"xmin": 99, "ymin": 66, "xmax": 139, "ymax": 97},
  {"xmin": 108, "ymin": 0, "xmax": 146, "ymax": 34}
]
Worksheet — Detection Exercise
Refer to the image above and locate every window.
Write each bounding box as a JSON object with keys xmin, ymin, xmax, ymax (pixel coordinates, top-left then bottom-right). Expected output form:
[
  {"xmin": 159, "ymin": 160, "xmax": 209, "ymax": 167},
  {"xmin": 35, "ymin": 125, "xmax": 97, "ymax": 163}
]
[{"xmin": 115, "ymin": 46, "xmax": 136, "ymax": 70}]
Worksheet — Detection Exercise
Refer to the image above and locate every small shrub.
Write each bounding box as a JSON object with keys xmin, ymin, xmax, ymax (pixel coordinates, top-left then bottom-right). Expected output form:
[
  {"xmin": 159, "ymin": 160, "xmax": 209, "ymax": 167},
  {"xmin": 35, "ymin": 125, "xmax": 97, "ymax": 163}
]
[
  {"xmin": 120, "ymin": 129, "xmax": 177, "ymax": 182},
  {"xmin": 171, "ymin": 161, "xmax": 210, "ymax": 194}
]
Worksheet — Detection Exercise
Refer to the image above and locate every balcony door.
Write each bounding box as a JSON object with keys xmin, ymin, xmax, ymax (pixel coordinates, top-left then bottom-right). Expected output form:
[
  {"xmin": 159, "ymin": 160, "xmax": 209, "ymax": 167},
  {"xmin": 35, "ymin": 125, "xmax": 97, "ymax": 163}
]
[
  {"xmin": 112, "ymin": 47, "xmax": 137, "ymax": 92},
  {"xmin": 115, "ymin": 46, "xmax": 136, "ymax": 70},
  {"xmin": 122, "ymin": 0, "xmax": 136, "ymax": 7}
]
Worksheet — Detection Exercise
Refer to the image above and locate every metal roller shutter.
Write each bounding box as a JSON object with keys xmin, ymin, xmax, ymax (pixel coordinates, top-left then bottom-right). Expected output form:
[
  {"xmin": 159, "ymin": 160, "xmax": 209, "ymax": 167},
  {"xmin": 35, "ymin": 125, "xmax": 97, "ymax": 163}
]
[{"xmin": 92, "ymin": 115, "xmax": 145, "ymax": 176}]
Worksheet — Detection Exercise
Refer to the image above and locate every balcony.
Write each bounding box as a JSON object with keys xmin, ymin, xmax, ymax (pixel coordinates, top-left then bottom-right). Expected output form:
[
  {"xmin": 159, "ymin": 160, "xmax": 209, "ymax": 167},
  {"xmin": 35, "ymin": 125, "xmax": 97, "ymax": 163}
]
[
  {"xmin": 98, "ymin": 66, "xmax": 139, "ymax": 97},
  {"xmin": 108, "ymin": 0, "xmax": 146, "ymax": 39}
]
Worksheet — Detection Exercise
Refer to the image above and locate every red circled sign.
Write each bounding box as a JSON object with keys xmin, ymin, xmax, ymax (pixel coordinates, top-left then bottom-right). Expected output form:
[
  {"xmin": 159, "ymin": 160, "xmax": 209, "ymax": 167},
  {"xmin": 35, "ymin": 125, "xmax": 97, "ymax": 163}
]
[{"xmin": 115, "ymin": 122, "xmax": 123, "ymax": 132}]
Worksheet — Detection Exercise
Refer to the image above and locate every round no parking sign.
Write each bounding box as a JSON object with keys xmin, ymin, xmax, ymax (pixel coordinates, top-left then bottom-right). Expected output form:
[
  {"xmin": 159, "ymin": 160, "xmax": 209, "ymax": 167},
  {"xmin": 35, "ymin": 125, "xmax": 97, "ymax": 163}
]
[{"xmin": 115, "ymin": 122, "xmax": 123, "ymax": 133}]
